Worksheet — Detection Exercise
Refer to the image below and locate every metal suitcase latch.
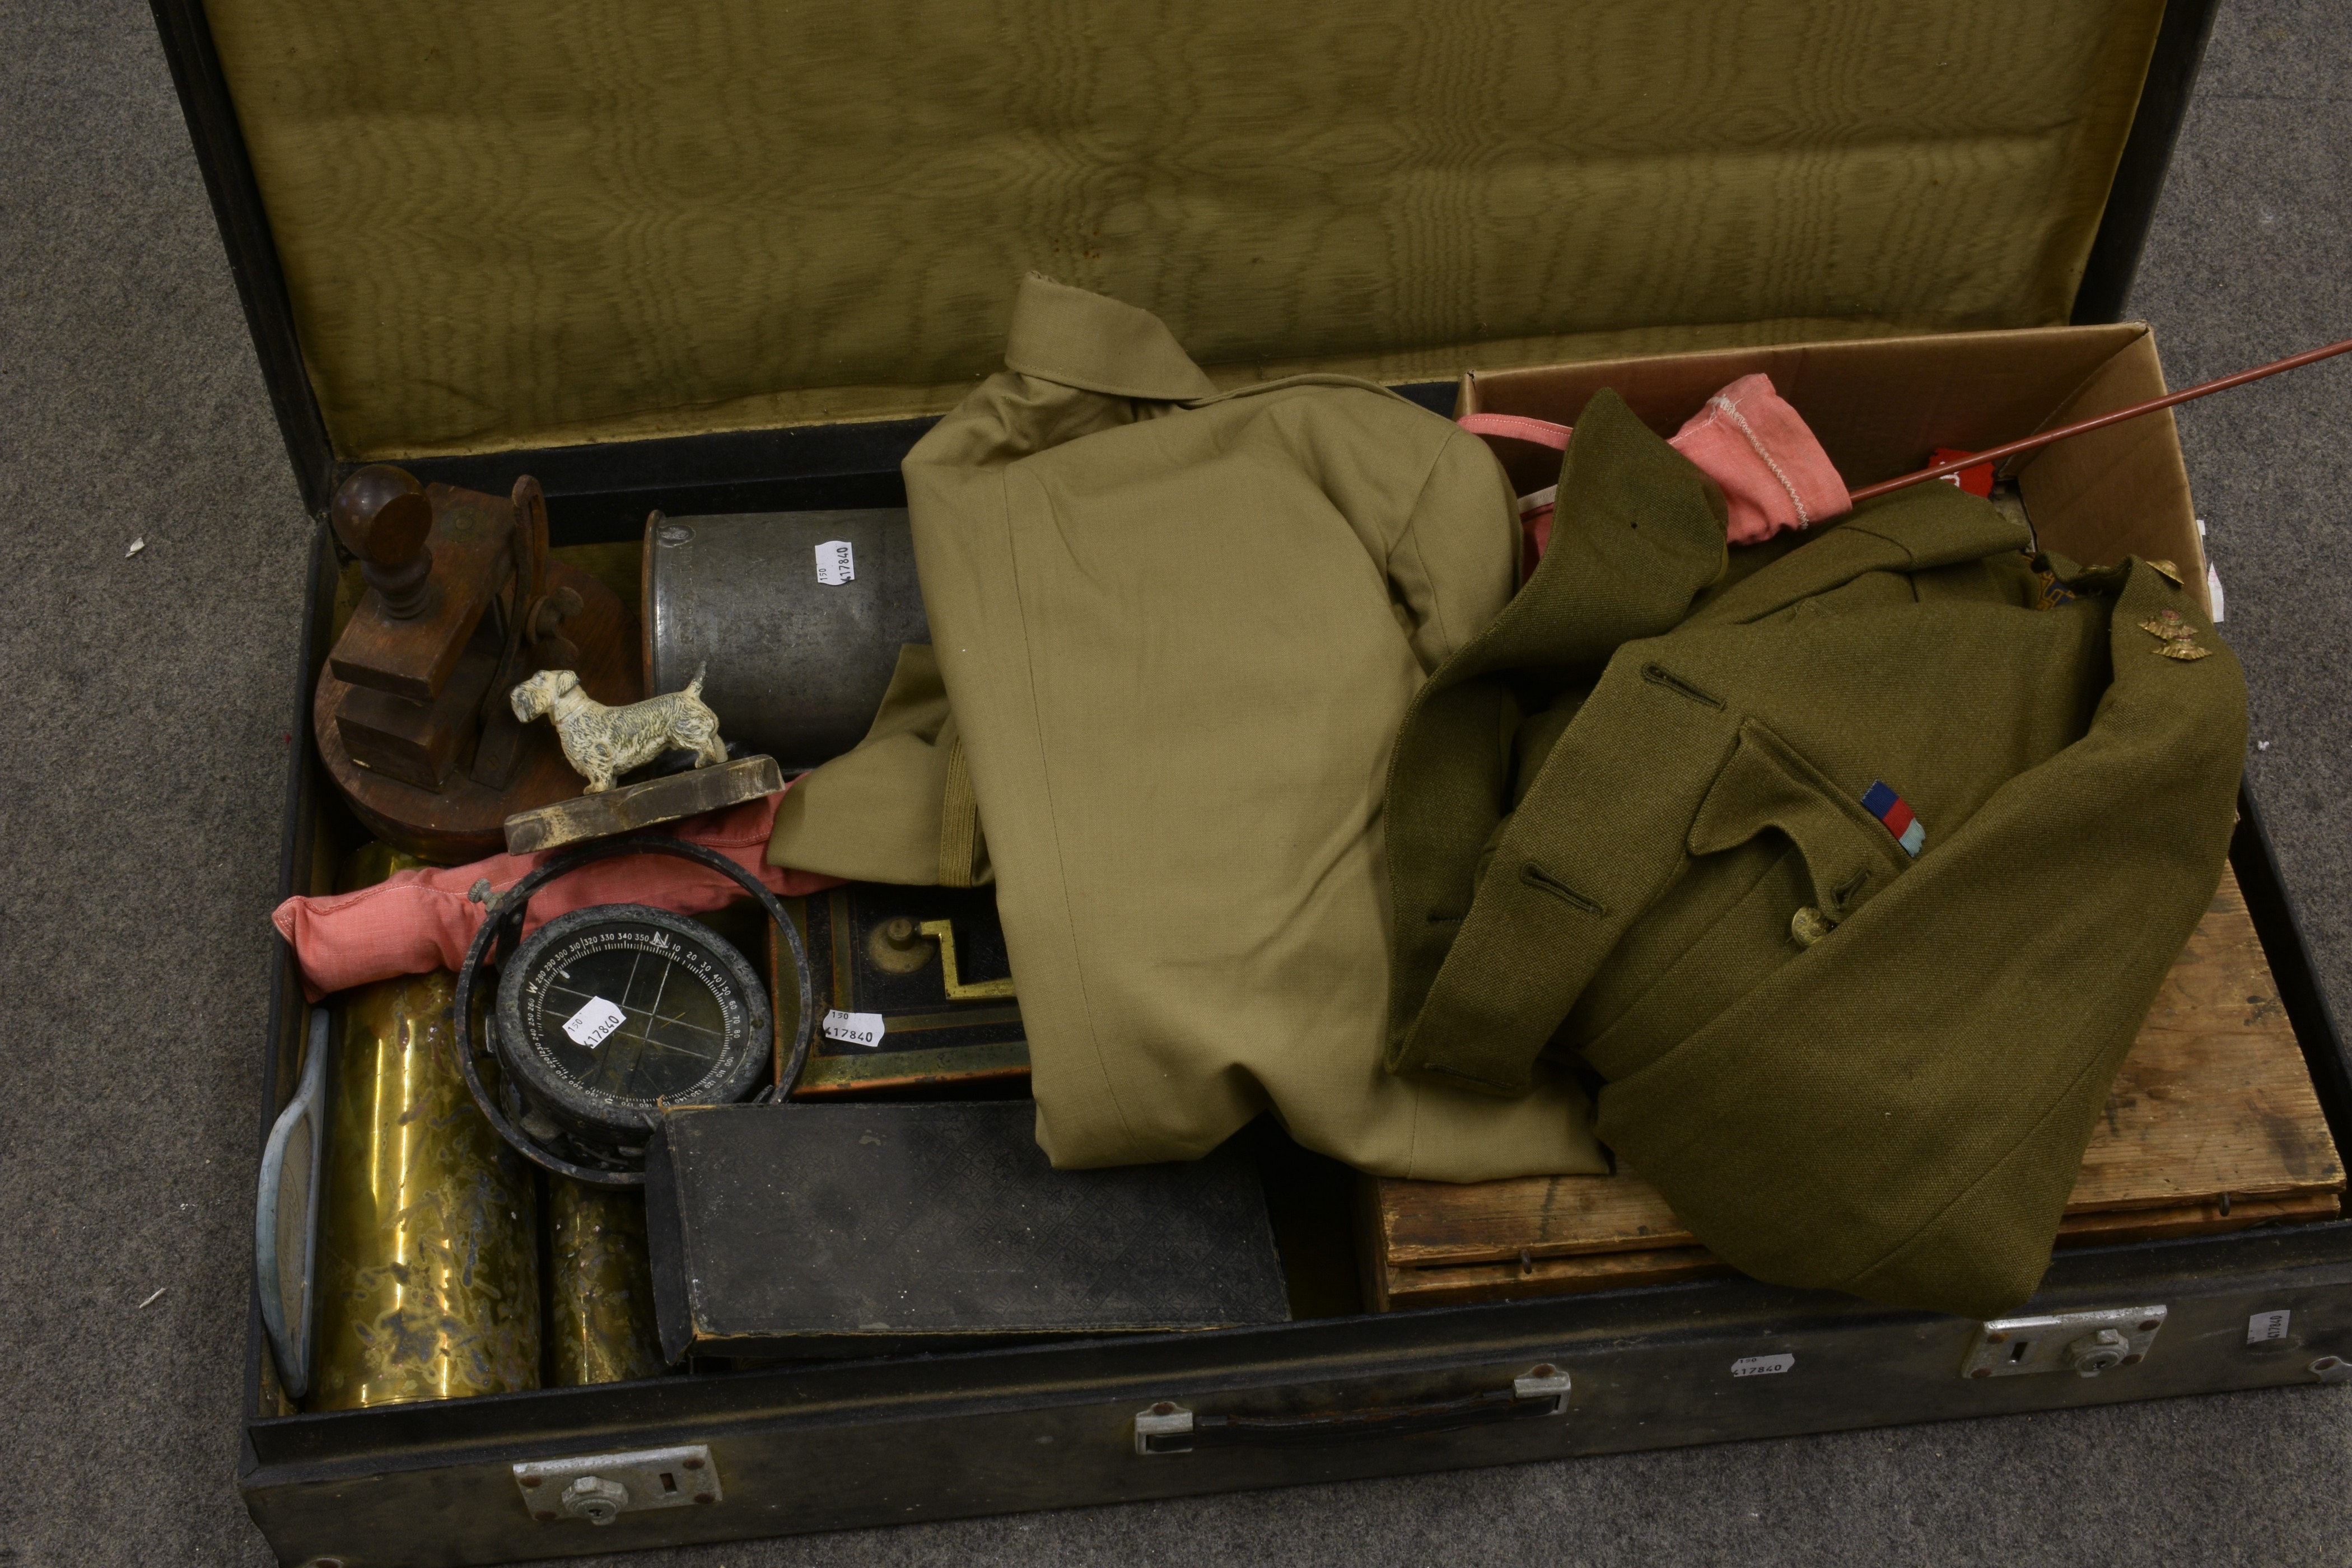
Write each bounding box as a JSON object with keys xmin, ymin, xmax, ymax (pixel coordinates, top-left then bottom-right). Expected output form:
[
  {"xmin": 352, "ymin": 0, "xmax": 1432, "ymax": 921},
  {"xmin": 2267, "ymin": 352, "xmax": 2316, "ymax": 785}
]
[
  {"xmin": 1135, "ymin": 1363, "xmax": 1571, "ymax": 1455},
  {"xmin": 514, "ymin": 1445, "xmax": 721, "ymax": 1525},
  {"xmin": 1961, "ymin": 1306, "xmax": 2167, "ymax": 1379}
]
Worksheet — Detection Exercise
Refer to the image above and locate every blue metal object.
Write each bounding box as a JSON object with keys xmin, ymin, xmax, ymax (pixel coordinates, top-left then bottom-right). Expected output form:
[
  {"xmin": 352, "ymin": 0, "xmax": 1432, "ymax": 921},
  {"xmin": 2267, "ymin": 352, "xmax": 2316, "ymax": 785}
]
[{"xmin": 254, "ymin": 1007, "xmax": 330, "ymax": 1401}]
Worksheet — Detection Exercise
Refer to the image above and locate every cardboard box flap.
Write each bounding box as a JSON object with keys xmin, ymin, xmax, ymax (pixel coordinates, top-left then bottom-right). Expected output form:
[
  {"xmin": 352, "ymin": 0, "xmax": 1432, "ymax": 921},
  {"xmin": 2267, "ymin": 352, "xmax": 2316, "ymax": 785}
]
[
  {"xmin": 1458, "ymin": 323, "xmax": 2210, "ymax": 610},
  {"xmin": 200, "ymin": 0, "xmax": 2168, "ymax": 464}
]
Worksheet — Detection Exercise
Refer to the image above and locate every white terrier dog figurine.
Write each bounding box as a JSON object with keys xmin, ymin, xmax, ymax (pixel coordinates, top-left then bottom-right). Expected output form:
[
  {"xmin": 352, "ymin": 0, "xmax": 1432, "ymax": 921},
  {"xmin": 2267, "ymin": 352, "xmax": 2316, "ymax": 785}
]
[{"xmin": 509, "ymin": 664, "xmax": 727, "ymax": 794}]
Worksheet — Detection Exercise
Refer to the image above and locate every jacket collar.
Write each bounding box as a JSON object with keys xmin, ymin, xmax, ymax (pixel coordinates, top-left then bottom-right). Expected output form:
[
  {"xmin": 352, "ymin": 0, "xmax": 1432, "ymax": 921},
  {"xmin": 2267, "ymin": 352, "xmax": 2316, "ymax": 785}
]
[{"xmin": 1683, "ymin": 483, "xmax": 2033, "ymax": 626}]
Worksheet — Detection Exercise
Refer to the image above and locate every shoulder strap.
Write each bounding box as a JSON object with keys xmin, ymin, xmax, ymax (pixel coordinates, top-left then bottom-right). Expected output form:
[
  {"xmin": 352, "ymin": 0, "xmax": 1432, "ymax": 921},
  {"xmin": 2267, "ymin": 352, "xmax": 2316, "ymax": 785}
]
[{"xmin": 1002, "ymin": 274, "xmax": 1220, "ymax": 402}]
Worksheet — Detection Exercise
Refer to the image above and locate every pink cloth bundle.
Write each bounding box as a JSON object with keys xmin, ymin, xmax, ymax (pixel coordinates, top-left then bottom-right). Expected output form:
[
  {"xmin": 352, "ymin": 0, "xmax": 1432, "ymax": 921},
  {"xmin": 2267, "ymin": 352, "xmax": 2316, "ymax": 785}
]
[
  {"xmin": 1461, "ymin": 373, "xmax": 1852, "ymax": 572},
  {"xmin": 273, "ymin": 790, "xmax": 842, "ymax": 1001}
]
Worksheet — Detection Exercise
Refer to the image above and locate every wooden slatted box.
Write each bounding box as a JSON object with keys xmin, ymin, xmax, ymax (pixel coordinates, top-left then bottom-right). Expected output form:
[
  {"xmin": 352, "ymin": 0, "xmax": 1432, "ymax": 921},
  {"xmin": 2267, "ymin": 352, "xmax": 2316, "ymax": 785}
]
[{"xmin": 1366, "ymin": 871, "xmax": 2348, "ymax": 1309}]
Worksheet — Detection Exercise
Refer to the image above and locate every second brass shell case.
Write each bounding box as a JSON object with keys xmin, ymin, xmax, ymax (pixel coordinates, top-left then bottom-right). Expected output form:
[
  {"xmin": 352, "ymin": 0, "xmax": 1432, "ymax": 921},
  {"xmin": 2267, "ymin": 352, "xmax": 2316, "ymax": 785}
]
[{"xmin": 547, "ymin": 1178, "xmax": 666, "ymax": 1386}]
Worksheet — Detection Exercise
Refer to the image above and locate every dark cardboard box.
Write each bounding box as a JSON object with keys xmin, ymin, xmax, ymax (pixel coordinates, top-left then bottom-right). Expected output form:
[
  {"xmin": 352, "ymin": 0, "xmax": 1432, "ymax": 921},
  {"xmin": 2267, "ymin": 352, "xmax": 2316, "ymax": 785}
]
[{"xmin": 643, "ymin": 1101, "xmax": 1290, "ymax": 1361}]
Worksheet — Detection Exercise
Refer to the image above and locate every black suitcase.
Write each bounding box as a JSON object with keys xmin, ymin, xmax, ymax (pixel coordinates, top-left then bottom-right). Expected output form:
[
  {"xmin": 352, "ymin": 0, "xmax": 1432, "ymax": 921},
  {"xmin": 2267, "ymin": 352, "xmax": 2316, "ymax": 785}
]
[{"xmin": 143, "ymin": 1, "xmax": 2352, "ymax": 1562}]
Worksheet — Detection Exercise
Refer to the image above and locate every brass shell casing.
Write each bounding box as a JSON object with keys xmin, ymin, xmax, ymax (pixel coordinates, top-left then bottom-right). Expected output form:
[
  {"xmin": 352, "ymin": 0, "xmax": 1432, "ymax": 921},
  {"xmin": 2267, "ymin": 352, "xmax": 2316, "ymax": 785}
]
[
  {"xmin": 548, "ymin": 1178, "xmax": 666, "ymax": 1385},
  {"xmin": 335, "ymin": 840, "xmax": 428, "ymax": 893},
  {"xmin": 309, "ymin": 847, "xmax": 542, "ymax": 1411}
]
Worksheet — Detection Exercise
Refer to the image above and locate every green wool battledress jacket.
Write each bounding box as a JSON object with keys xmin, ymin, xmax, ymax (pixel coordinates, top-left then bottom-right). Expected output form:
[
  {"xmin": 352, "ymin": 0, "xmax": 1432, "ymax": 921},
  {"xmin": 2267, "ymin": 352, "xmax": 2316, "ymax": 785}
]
[{"xmin": 1385, "ymin": 389, "xmax": 2248, "ymax": 1318}]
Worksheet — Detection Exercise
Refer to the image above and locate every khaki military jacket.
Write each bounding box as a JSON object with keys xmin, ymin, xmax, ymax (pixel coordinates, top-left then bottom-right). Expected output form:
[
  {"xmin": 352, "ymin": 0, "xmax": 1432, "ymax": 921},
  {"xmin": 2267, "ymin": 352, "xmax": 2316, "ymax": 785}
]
[
  {"xmin": 773, "ymin": 277, "xmax": 1609, "ymax": 1180},
  {"xmin": 1384, "ymin": 390, "xmax": 2247, "ymax": 1317}
]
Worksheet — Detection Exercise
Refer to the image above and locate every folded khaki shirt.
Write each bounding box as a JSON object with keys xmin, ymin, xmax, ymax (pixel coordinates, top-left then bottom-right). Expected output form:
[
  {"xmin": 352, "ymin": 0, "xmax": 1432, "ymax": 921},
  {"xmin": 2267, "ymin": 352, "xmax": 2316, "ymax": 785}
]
[{"xmin": 774, "ymin": 277, "xmax": 1607, "ymax": 1180}]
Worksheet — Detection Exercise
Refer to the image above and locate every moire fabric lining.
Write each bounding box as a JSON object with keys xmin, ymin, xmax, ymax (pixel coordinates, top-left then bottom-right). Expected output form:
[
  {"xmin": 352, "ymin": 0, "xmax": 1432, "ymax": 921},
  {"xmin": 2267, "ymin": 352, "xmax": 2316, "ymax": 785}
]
[{"xmin": 200, "ymin": 0, "xmax": 2167, "ymax": 460}]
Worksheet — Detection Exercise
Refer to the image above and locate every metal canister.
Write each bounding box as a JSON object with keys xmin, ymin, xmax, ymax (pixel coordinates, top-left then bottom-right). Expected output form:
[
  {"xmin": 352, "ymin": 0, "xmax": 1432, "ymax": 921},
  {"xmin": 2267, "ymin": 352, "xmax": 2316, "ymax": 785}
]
[
  {"xmin": 547, "ymin": 1178, "xmax": 666, "ymax": 1385},
  {"xmin": 645, "ymin": 508, "xmax": 929, "ymax": 768},
  {"xmin": 308, "ymin": 845, "xmax": 541, "ymax": 1410}
]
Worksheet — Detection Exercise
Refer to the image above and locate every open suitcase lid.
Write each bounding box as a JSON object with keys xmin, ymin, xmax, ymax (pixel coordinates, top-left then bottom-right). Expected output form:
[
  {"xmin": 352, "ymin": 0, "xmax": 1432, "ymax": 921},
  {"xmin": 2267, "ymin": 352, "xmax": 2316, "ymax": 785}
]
[{"xmin": 152, "ymin": 0, "xmax": 2214, "ymax": 517}]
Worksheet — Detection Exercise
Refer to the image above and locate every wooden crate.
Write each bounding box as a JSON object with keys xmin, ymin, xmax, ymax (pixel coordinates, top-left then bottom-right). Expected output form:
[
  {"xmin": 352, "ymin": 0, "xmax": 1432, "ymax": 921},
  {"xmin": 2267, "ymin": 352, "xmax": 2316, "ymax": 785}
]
[{"xmin": 1364, "ymin": 871, "xmax": 2346, "ymax": 1310}]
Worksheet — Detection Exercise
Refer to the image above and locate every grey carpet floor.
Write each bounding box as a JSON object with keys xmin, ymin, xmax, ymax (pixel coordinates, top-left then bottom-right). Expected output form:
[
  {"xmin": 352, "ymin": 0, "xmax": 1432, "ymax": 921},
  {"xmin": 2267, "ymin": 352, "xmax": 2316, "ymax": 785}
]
[{"xmin": 4, "ymin": 1, "xmax": 2350, "ymax": 1563}]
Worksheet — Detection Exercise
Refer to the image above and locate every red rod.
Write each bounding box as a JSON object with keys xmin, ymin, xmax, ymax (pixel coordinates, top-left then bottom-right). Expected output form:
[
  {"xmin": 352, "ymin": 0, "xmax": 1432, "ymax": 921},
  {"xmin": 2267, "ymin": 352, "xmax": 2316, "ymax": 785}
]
[{"xmin": 1848, "ymin": 334, "xmax": 2352, "ymax": 504}]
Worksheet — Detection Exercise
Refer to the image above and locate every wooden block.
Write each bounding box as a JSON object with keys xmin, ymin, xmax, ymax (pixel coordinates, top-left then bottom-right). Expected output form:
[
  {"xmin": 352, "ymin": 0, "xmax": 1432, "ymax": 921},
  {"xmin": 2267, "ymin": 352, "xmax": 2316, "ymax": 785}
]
[
  {"xmin": 503, "ymin": 754, "xmax": 784, "ymax": 854},
  {"xmin": 327, "ymin": 487, "xmax": 510, "ymax": 702},
  {"xmin": 1368, "ymin": 1247, "xmax": 1734, "ymax": 1312},
  {"xmin": 2050, "ymin": 1190, "xmax": 2339, "ymax": 1248},
  {"xmin": 1368, "ymin": 1195, "xmax": 2346, "ymax": 1312},
  {"xmin": 318, "ymin": 556, "xmax": 643, "ymax": 864},
  {"xmin": 1366, "ymin": 871, "xmax": 2346, "ymax": 1310},
  {"xmin": 333, "ymin": 627, "xmax": 501, "ymax": 790},
  {"xmin": 2070, "ymin": 878, "xmax": 2342, "ymax": 1211}
]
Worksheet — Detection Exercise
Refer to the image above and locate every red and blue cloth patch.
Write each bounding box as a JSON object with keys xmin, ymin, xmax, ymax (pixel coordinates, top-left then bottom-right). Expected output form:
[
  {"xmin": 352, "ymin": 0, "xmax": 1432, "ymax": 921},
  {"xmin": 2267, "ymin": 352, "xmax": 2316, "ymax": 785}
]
[{"xmin": 1861, "ymin": 781, "xmax": 1926, "ymax": 858}]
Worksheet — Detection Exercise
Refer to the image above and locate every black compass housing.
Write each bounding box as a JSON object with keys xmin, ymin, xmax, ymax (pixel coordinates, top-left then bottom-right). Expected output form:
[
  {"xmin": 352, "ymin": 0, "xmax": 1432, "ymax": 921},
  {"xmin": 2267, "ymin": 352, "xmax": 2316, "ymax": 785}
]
[{"xmin": 493, "ymin": 903, "xmax": 769, "ymax": 1168}]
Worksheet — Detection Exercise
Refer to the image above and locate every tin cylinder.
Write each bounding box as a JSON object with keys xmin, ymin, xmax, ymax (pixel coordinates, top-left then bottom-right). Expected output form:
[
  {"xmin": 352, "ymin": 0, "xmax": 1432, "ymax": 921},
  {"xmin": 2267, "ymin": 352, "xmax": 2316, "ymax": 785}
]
[
  {"xmin": 308, "ymin": 846, "xmax": 541, "ymax": 1411},
  {"xmin": 547, "ymin": 1178, "xmax": 666, "ymax": 1385},
  {"xmin": 645, "ymin": 508, "xmax": 930, "ymax": 769}
]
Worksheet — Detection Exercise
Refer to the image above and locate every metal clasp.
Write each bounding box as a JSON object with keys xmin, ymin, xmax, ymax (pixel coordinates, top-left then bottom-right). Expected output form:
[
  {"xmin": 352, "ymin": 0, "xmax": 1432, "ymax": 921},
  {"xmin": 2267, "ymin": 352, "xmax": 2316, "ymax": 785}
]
[
  {"xmin": 514, "ymin": 1445, "xmax": 720, "ymax": 1524},
  {"xmin": 1961, "ymin": 1307, "xmax": 2166, "ymax": 1380}
]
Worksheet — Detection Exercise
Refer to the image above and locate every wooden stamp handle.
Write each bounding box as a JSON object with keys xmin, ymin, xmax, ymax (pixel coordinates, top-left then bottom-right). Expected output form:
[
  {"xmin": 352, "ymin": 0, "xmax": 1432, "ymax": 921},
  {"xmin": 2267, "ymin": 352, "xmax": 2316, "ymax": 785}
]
[{"xmin": 330, "ymin": 464, "xmax": 435, "ymax": 619}]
